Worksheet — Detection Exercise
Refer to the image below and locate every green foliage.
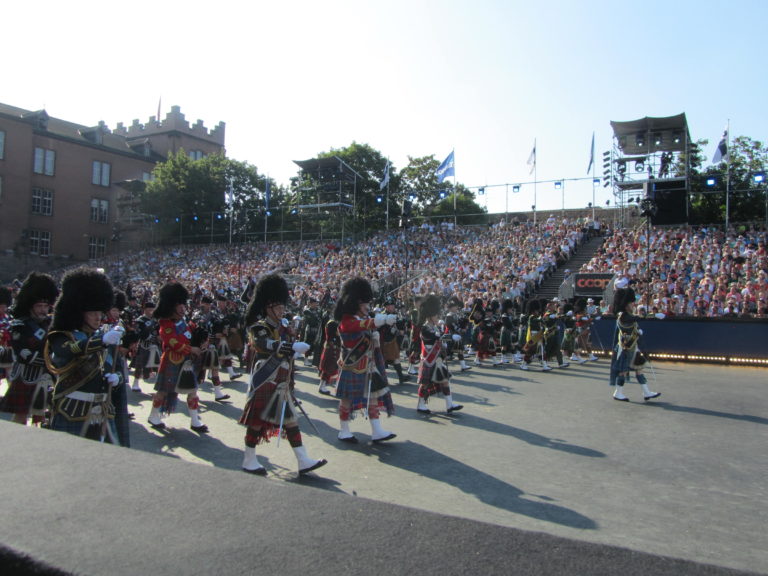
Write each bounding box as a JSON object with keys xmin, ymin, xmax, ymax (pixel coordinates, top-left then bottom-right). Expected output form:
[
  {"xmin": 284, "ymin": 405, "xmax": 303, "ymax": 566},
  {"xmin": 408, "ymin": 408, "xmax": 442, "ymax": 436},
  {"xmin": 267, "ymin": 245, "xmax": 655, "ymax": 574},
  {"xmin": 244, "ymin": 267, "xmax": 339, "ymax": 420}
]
[{"xmin": 688, "ymin": 136, "xmax": 767, "ymax": 226}]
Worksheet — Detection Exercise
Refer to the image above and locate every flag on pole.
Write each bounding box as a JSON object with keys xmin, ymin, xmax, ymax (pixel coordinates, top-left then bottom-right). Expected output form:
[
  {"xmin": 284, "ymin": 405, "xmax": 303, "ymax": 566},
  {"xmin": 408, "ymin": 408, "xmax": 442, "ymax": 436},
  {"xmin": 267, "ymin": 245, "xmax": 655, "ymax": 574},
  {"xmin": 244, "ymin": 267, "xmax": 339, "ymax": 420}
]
[
  {"xmin": 265, "ymin": 179, "xmax": 271, "ymax": 209},
  {"xmin": 379, "ymin": 160, "xmax": 390, "ymax": 191},
  {"xmin": 157, "ymin": 97, "xmax": 162, "ymax": 125},
  {"xmin": 587, "ymin": 132, "xmax": 595, "ymax": 174},
  {"xmin": 527, "ymin": 142, "xmax": 536, "ymax": 175},
  {"xmin": 712, "ymin": 129, "xmax": 729, "ymax": 163},
  {"xmin": 437, "ymin": 150, "xmax": 455, "ymax": 183}
]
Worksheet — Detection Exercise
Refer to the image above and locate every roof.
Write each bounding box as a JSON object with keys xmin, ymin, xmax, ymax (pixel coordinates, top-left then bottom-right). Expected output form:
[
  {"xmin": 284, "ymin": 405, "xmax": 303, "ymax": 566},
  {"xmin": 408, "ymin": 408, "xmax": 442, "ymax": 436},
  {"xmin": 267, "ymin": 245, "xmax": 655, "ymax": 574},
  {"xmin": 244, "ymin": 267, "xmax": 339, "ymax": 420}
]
[{"xmin": 610, "ymin": 113, "xmax": 691, "ymax": 155}]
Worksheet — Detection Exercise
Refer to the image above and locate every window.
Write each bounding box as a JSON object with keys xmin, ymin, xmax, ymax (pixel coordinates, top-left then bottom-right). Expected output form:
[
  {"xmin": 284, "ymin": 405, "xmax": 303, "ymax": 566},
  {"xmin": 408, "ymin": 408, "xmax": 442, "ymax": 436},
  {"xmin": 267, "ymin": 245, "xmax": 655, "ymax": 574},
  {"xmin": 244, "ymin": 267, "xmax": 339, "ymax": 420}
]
[
  {"xmin": 28, "ymin": 230, "xmax": 51, "ymax": 256},
  {"xmin": 0, "ymin": 130, "xmax": 5, "ymax": 160},
  {"xmin": 92, "ymin": 161, "xmax": 111, "ymax": 186},
  {"xmin": 31, "ymin": 187, "xmax": 54, "ymax": 215},
  {"xmin": 88, "ymin": 236, "xmax": 107, "ymax": 259},
  {"xmin": 33, "ymin": 147, "xmax": 55, "ymax": 176},
  {"xmin": 90, "ymin": 198, "xmax": 109, "ymax": 223},
  {"xmin": 188, "ymin": 150, "xmax": 204, "ymax": 160}
]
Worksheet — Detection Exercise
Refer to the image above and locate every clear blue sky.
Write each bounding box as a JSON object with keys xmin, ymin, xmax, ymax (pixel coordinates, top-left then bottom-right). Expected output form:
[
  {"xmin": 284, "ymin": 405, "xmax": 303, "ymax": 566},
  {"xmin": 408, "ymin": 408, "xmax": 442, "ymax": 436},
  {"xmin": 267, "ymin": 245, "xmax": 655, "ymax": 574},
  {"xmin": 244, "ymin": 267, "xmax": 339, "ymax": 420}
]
[{"xmin": 3, "ymin": 0, "xmax": 765, "ymax": 214}]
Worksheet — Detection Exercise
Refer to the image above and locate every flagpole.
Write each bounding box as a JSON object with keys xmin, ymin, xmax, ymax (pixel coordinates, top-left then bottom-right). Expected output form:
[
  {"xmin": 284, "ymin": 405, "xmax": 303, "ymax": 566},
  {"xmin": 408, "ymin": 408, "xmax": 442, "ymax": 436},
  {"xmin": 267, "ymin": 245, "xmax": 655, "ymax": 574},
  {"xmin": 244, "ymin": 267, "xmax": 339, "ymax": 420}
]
[
  {"xmin": 452, "ymin": 149, "xmax": 457, "ymax": 228},
  {"xmin": 534, "ymin": 139, "xmax": 538, "ymax": 226},
  {"xmin": 725, "ymin": 119, "xmax": 731, "ymax": 233},
  {"xmin": 385, "ymin": 158, "xmax": 390, "ymax": 231},
  {"xmin": 591, "ymin": 132, "xmax": 596, "ymax": 221}
]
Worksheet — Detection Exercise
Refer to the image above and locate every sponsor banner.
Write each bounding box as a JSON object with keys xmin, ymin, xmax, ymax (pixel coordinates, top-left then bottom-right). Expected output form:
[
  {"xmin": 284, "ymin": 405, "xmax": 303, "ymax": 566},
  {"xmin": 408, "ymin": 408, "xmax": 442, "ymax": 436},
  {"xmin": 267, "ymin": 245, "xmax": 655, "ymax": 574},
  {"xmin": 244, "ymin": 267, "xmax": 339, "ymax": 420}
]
[{"xmin": 574, "ymin": 274, "xmax": 614, "ymax": 297}]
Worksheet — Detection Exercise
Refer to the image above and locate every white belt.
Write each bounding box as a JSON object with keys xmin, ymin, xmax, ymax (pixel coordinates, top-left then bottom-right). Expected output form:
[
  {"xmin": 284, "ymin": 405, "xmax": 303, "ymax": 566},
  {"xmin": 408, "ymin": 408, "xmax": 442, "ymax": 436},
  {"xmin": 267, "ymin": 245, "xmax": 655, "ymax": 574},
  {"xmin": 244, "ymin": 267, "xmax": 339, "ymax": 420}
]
[{"xmin": 66, "ymin": 391, "xmax": 109, "ymax": 403}]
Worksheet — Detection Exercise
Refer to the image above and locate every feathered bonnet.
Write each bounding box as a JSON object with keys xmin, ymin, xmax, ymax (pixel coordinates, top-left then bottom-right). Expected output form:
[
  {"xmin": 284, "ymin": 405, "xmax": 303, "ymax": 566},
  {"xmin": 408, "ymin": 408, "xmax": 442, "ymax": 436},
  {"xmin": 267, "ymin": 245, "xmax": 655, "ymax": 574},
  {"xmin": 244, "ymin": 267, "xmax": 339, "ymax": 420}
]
[
  {"xmin": 334, "ymin": 277, "xmax": 373, "ymax": 320},
  {"xmin": 418, "ymin": 294, "xmax": 442, "ymax": 324},
  {"xmin": 612, "ymin": 287, "xmax": 636, "ymax": 315},
  {"xmin": 245, "ymin": 274, "xmax": 289, "ymax": 325},
  {"xmin": 51, "ymin": 267, "xmax": 113, "ymax": 331}
]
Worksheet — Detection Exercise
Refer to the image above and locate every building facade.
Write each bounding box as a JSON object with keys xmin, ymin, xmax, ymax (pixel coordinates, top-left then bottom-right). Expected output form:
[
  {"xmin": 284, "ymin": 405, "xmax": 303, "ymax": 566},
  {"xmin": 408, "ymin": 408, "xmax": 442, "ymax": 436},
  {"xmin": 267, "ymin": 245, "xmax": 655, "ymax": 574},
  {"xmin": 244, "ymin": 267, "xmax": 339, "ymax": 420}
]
[{"xmin": 0, "ymin": 102, "xmax": 225, "ymax": 282}]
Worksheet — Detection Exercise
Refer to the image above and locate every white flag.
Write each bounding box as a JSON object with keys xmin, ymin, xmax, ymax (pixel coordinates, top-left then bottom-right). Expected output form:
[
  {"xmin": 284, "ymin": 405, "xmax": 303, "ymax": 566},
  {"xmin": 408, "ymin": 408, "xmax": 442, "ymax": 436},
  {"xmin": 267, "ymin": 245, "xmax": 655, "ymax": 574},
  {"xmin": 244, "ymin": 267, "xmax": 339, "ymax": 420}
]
[
  {"xmin": 379, "ymin": 160, "xmax": 390, "ymax": 191},
  {"xmin": 527, "ymin": 142, "xmax": 536, "ymax": 175}
]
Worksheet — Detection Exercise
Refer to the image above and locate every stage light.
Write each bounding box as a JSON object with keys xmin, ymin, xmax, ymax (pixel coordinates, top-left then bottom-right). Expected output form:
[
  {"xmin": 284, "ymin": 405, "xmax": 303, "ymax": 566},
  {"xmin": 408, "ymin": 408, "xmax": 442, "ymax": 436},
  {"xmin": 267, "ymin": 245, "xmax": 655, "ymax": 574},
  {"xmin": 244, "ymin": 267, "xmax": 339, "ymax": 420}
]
[
  {"xmin": 754, "ymin": 173, "xmax": 765, "ymax": 183},
  {"xmin": 512, "ymin": 185, "xmax": 521, "ymax": 193},
  {"xmin": 290, "ymin": 209, "xmax": 298, "ymax": 215},
  {"xmin": 175, "ymin": 217, "xmax": 180, "ymax": 223},
  {"xmin": 635, "ymin": 160, "xmax": 645, "ymax": 172},
  {"xmin": 673, "ymin": 131, "xmax": 682, "ymax": 144},
  {"xmin": 193, "ymin": 215, "xmax": 198, "ymax": 221},
  {"xmin": 409, "ymin": 193, "xmax": 416, "ymax": 201},
  {"xmin": 593, "ymin": 178, "xmax": 600, "ymax": 186},
  {"xmin": 439, "ymin": 190, "xmax": 447, "ymax": 199},
  {"xmin": 266, "ymin": 210, "xmax": 272, "ymax": 216},
  {"xmin": 478, "ymin": 187, "xmax": 485, "ymax": 195},
  {"xmin": 636, "ymin": 133, "xmax": 645, "ymax": 147},
  {"xmin": 154, "ymin": 218, "xmax": 160, "ymax": 224},
  {"xmin": 707, "ymin": 178, "xmax": 716, "ymax": 186},
  {"xmin": 654, "ymin": 133, "xmax": 663, "ymax": 146},
  {"xmin": 554, "ymin": 181, "xmax": 562, "ymax": 190},
  {"xmin": 376, "ymin": 196, "xmax": 383, "ymax": 203}
]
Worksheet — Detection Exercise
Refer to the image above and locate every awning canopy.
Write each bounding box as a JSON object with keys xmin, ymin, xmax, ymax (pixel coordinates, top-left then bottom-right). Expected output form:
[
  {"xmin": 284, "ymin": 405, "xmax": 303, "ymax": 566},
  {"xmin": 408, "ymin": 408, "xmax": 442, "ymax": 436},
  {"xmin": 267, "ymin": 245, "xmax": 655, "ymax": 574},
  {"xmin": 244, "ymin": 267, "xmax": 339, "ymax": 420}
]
[{"xmin": 610, "ymin": 113, "xmax": 690, "ymax": 155}]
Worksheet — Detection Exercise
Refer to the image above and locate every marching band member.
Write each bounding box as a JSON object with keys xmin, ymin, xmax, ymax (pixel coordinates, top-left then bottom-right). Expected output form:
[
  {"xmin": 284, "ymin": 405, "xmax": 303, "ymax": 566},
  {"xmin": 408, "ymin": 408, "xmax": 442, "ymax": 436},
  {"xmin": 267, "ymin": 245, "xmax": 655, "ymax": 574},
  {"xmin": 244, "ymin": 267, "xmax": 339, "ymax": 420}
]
[
  {"xmin": 573, "ymin": 298, "xmax": 599, "ymax": 362},
  {"xmin": 191, "ymin": 296, "xmax": 230, "ymax": 402},
  {"xmin": 520, "ymin": 299, "xmax": 552, "ymax": 371},
  {"xmin": 317, "ymin": 318, "xmax": 341, "ymax": 396},
  {"xmin": 416, "ymin": 294, "xmax": 463, "ymax": 415},
  {"xmin": 444, "ymin": 296, "xmax": 471, "ymax": 371},
  {"xmin": 239, "ymin": 274, "xmax": 326, "ymax": 476},
  {"xmin": 0, "ymin": 272, "xmax": 58, "ymax": 425},
  {"xmin": 131, "ymin": 301, "xmax": 160, "ymax": 392},
  {"xmin": 0, "ymin": 287, "xmax": 14, "ymax": 390},
  {"xmin": 379, "ymin": 297, "xmax": 410, "ymax": 385},
  {"xmin": 334, "ymin": 277, "xmax": 396, "ymax": 444},
  {"xmin": 610, "ymin": 287, "xmax": 661, "ymax": 402},
  {"xmin": 45, "ymin": 268, "xmax": 123, "ymax": 442},
  {"xmin": 147, "ymin": 282, "xmax": 208, "ymax": 433}
]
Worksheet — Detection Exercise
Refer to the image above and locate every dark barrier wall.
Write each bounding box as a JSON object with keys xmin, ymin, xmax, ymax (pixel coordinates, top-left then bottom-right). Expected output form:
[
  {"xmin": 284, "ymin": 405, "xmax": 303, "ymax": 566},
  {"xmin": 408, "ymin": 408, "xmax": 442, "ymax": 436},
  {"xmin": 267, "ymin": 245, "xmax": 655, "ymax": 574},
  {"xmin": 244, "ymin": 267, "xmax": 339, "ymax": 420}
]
[{"xmin": 591, "ymin": 316, "xmax": 768, "ymax": 361}]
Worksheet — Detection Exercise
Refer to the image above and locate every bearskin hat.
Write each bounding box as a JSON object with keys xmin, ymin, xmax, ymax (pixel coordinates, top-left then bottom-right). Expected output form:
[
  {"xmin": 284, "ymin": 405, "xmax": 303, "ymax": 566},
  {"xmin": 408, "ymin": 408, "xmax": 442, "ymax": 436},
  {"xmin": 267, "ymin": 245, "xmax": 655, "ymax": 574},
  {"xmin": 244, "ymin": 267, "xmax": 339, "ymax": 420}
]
[
  {"xmin": 154, "ymin": 282, "xmax": 189, "ymax": 319},
  {"xmin": 113, "ymin": 290, "xmax": 127, "ymax": 311},
  {"xmin": 612, "ymin": 287, "xmax": 636, "ymax": 315},
  {"xmin": 469, "ymin": 298, "xmax": 484, "ymax": 317},
  {"xmin": 51, "ymin": 267, "xmax": 114, "ymax": 331},
  {"xmin": 12, "ymin": 272, "xmax": 58, "ymax": 317},
  {"xmin": 573, "ymin": 298, "xmax": 586, "ymax": 313},
  {"xmin": 334, "ymin": 277, "xmax": 373, "ymax": 320},
  {"xmin": 245, "ymin": 274, "xmax": 289, "ymax": 325},
  {"xmin": 525, "ymin": 298, "xmax": 541, "ymax": 315},
  {"xmin": 418, "ymin": 294, "xmax": 442, "ymax": 324},
  {"xmin": 0, "ymin": 286, "xmax": 12, "ymax": 307},
  {"xmin": 383, "ymin": 296, "xmax": 396, "ymax": 307},
  {"xmin": 446, "ymin": 296, "xmax": 462, "ymax": 309}
]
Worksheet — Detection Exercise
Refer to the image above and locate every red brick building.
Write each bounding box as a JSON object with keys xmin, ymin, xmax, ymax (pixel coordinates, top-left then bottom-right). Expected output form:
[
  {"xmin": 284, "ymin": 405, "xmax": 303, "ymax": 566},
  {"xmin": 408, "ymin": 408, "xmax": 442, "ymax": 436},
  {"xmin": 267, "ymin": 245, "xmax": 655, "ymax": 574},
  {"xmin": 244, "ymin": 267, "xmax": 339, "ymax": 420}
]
[{"xmin": 0, "ymin": 103, "xmax": 225, "ymax": 281}]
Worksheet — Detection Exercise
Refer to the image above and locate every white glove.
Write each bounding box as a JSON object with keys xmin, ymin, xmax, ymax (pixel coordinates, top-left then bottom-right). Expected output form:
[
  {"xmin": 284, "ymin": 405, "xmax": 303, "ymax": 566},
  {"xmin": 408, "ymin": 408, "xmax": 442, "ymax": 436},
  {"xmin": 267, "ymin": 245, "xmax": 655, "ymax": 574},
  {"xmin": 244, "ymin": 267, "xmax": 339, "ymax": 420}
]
[
  {"xmin": 19, "ymin": 349, "xmax": 32, "ymax": 360},
  {"xmin": 293, "ymin": 315, "xmax": 302, "ymax": 322},
  {"xmin": 549, "ymin": 314, "xmax": 556, "ymax": 319},
  {"xmin": 386, "ymin": 314, "xmax": 397, "ymax": 326},
  {"xmin": 594, "ymin": 316, "xmax": 602, "ymax": 321},
  {"xmin": 374, "ymin": 313, "xmax": 387, "ymax": 327},
  {"xmin": 566, "ymin": 311, "xmax": 573, "ymax": 317},
  {"xmin": 292, "ymin": 342, "xmax": 311, "ymax": 355},
  {"xmin": 106, "ymin": 373, "xmax": 120, "ymax": 387},
  {"xmin": 281, "ymin": 318, "xmax": 290, "ymax": 328},
  {"xmin": 638, "ymin": 328, "xmax": 644, "ymax": 335},
  {"xmin": 451, "ymin": 334, "xmax": 462, "ymax": 342},
  {"xmin": 102, "ymin": 328, "xmax": 124, "ymax": 346}
]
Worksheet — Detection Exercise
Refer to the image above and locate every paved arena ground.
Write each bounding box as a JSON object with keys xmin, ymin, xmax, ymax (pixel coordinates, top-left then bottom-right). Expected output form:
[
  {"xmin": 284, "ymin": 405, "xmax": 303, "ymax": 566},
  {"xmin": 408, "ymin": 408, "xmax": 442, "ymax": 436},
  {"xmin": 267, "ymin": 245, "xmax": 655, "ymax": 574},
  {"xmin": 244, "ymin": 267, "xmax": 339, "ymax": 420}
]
[
  {"xmin": 102, "ymin": 356, "xmax": 768, "ymax": 574},
  {"xmin": 2, "ymin": 355, "xmax": 766, "ymax": 575}
]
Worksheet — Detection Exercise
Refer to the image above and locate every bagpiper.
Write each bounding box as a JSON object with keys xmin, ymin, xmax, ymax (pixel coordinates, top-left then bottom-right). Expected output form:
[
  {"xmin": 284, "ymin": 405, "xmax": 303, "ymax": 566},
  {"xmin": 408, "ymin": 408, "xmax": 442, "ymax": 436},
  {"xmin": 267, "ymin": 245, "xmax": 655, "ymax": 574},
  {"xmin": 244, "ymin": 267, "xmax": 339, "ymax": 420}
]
[
  {"xmin": 45, "ymin": 267, "xmax": 124, "ymax": 442},
  {"xmin": 378, "ymin": 296, "xmax": 410, "ymax": 385},
  {"xmin": 131, "ymin": 301, "xmax": 160, "ymax": 392},
  {"xmin": 239, "ymin": 274, "xmax": 326, "ymax": 476},
  {"xmin": 444, "ymin": 296, "xmax": 471, "ymax": 371},
  {"xmin": 0, "ymin": 272, "xmax": 59, "ymax": 425},
  {"xmin": 415, "ymin": 294, "xmax": 463, "ymax": 415}
]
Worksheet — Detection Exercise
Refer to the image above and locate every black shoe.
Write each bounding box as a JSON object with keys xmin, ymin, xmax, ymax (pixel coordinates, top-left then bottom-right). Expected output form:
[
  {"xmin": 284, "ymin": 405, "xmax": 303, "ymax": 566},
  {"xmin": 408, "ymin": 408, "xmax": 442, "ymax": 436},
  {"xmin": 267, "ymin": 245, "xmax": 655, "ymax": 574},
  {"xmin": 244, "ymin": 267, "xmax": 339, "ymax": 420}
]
[
  {"xmin": 243, "ymin": 466, "xmax": 267, "ymax": 476},
  {"xmin": 399, "ymin": 375, "xmax": 412, "ymax": 384},
  {"xmin": 229, "ymin": 373, "xmax": 243, "ymax": 381},
  {"xmin": 338, "ymin": 435, "xmax": 358, "ymax": 444},
  {"xmin": 191, "ymin": 424, "xmax": 209, "ymax": 433},
  {"xmin": 372, "ymin": 433, "xmax": 397, "ymax": 443},
  {"xmin": 299, "ymin": 459, "xmax": 328, "ymax": 475},
  {"xmin": 214, "ymin": 394, "xmax": 231, "ymax": 402},
  {"xmin": 417, "ymin": 408, "xmax": 431, "ymax": 415},
  {"xmin": 148, "ymin": 421, "xmax": 166, "ymax": 430},
  {"xmin": 613, "ymin": 396, "xmax": 630, "ymax": 402},
  {"xmin": 447, "ymin": 404, "xmax": 464, "ymax": 413},
  {"xmin": 318, "ymin": 387, "xmax": 332, "ymax": 396},
  {"xmin": 644, "ymin": 392, "xmax": 661, "ymax": 401}
]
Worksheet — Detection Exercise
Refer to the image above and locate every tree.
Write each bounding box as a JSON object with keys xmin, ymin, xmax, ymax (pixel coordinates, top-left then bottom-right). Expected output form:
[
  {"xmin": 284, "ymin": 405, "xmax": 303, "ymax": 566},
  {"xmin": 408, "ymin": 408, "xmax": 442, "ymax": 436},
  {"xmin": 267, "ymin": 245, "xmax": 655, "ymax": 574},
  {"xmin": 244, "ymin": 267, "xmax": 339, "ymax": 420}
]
[
  {"xmin": 140, "ymin": 151, "xmax": 266, "ymax": 244},
  {"xmin": 687, "ymin": 136, "xmax": 768, "ymax": 226}
]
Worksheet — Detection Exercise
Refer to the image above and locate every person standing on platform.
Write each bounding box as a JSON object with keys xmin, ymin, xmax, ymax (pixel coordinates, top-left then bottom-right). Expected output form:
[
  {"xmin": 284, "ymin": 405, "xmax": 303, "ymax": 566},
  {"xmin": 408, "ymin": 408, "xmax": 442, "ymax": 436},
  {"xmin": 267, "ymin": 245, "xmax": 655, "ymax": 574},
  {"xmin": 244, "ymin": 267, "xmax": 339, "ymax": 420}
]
[
  {"xmin": 147, "ymin": 282, "xmax": 209, "ymax": 433},
  {"xmin": 334, "ymin": 277, "xmax": 397, "ymax": 444},
  {"xmin": 45, "ymin": 268, "xmax": 124, "ymax": 442},
  {"xmin": 415, "ymin": 294, "xmax": 463, "ymax": 415},
  {"xmin": 0, "ymin": 273, "xmax": 59, "ymax": 425},
  {"xmin": 239, "ymin": 274, "xmax": 326, "ymax": 476},
  {"xmin": 610, "ymin": 287, "xmax": 661, "ymax": 402}
]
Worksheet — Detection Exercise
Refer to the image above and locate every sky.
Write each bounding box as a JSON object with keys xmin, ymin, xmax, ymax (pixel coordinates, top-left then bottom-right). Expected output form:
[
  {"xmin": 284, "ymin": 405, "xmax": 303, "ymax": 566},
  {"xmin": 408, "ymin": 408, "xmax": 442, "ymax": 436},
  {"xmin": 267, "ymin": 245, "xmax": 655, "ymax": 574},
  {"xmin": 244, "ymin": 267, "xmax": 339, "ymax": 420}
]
[{"xmin": 3, "ymin": 0, "xmax": 766, "ymax": 215}]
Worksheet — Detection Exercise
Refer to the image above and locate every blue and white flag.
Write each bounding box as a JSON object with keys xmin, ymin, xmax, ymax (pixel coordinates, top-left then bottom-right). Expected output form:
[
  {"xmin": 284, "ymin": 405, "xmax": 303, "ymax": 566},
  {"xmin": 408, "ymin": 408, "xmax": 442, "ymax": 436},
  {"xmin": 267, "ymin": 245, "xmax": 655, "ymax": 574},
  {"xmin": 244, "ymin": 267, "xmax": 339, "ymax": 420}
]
[
  {"xmin": 437, "ymin": 150, "xmax": 455, "ymax": 183},
  {"xmin": 265, "ymin": 179, "xmax": 271, "ymax": 209},
  {"xmin": 587, "ymin": 132, "xmax": 595, "ymax": 174},
  {"xmin": 527, "ymin": 142, "xmax": 536, "ymax": 175},
  {"xmin": 712, "ymin": 130, "xmax": 728, "ymax": 163},
  {"xmin": 379, "ymin": 160, "xmax": 390, "ymax": 191}
]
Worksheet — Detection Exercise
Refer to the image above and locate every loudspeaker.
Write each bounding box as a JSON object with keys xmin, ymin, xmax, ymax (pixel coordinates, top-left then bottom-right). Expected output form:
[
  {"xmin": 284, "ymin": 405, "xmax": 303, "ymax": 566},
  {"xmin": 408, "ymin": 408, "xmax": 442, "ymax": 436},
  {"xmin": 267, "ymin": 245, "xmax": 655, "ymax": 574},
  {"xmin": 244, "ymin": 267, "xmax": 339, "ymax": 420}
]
[{"xmin": 646, "ymin": 180, "xmax": 688, "ymax": 225}]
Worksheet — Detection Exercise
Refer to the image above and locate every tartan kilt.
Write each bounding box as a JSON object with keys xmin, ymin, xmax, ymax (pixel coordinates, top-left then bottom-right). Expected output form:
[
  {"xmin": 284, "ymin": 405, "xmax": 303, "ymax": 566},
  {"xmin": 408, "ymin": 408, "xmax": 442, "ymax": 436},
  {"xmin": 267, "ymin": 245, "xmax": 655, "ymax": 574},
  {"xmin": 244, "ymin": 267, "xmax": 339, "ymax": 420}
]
[
  {"xmin": 380, "ymin": 339, "xmax": 400, "ymax": 363},
  {"xmin": 477, "ymin": 331, "xmax": 496, "ymax": 354},
  {"xmin": 499, "ymin": 328, "xmax": 515, "ymax": 351},
  {"xmin": 155, "ymin": 359, "xmax": 197, "ymax": 395},
  {"xmin": 51, "ymin": 413, "xmax": 118, "ymax": 443},
  {"xmin": 0, "ymin": 377, "xmax": 48, "ymax": 415},
  {"xmin": 202, "ymin": 347, "xmax": 220, "ymax": 369},
  {"xmin": 335, "ymin": 368, "xmax": 394, "ymax": 416},
  {"xmin": 217, "ymin": 338, "xmax": 233, "ymax": 360},
  {"xmin": 239, "ymin": 363, "xmax": 297, "ymax": 440},
  {"xmin": 227, "ymin": 331, "xmax": 244, "ymax": 354},
  {"xmin": 319, "ymin": 344, "xmax": 340, "ymax": 381}
]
